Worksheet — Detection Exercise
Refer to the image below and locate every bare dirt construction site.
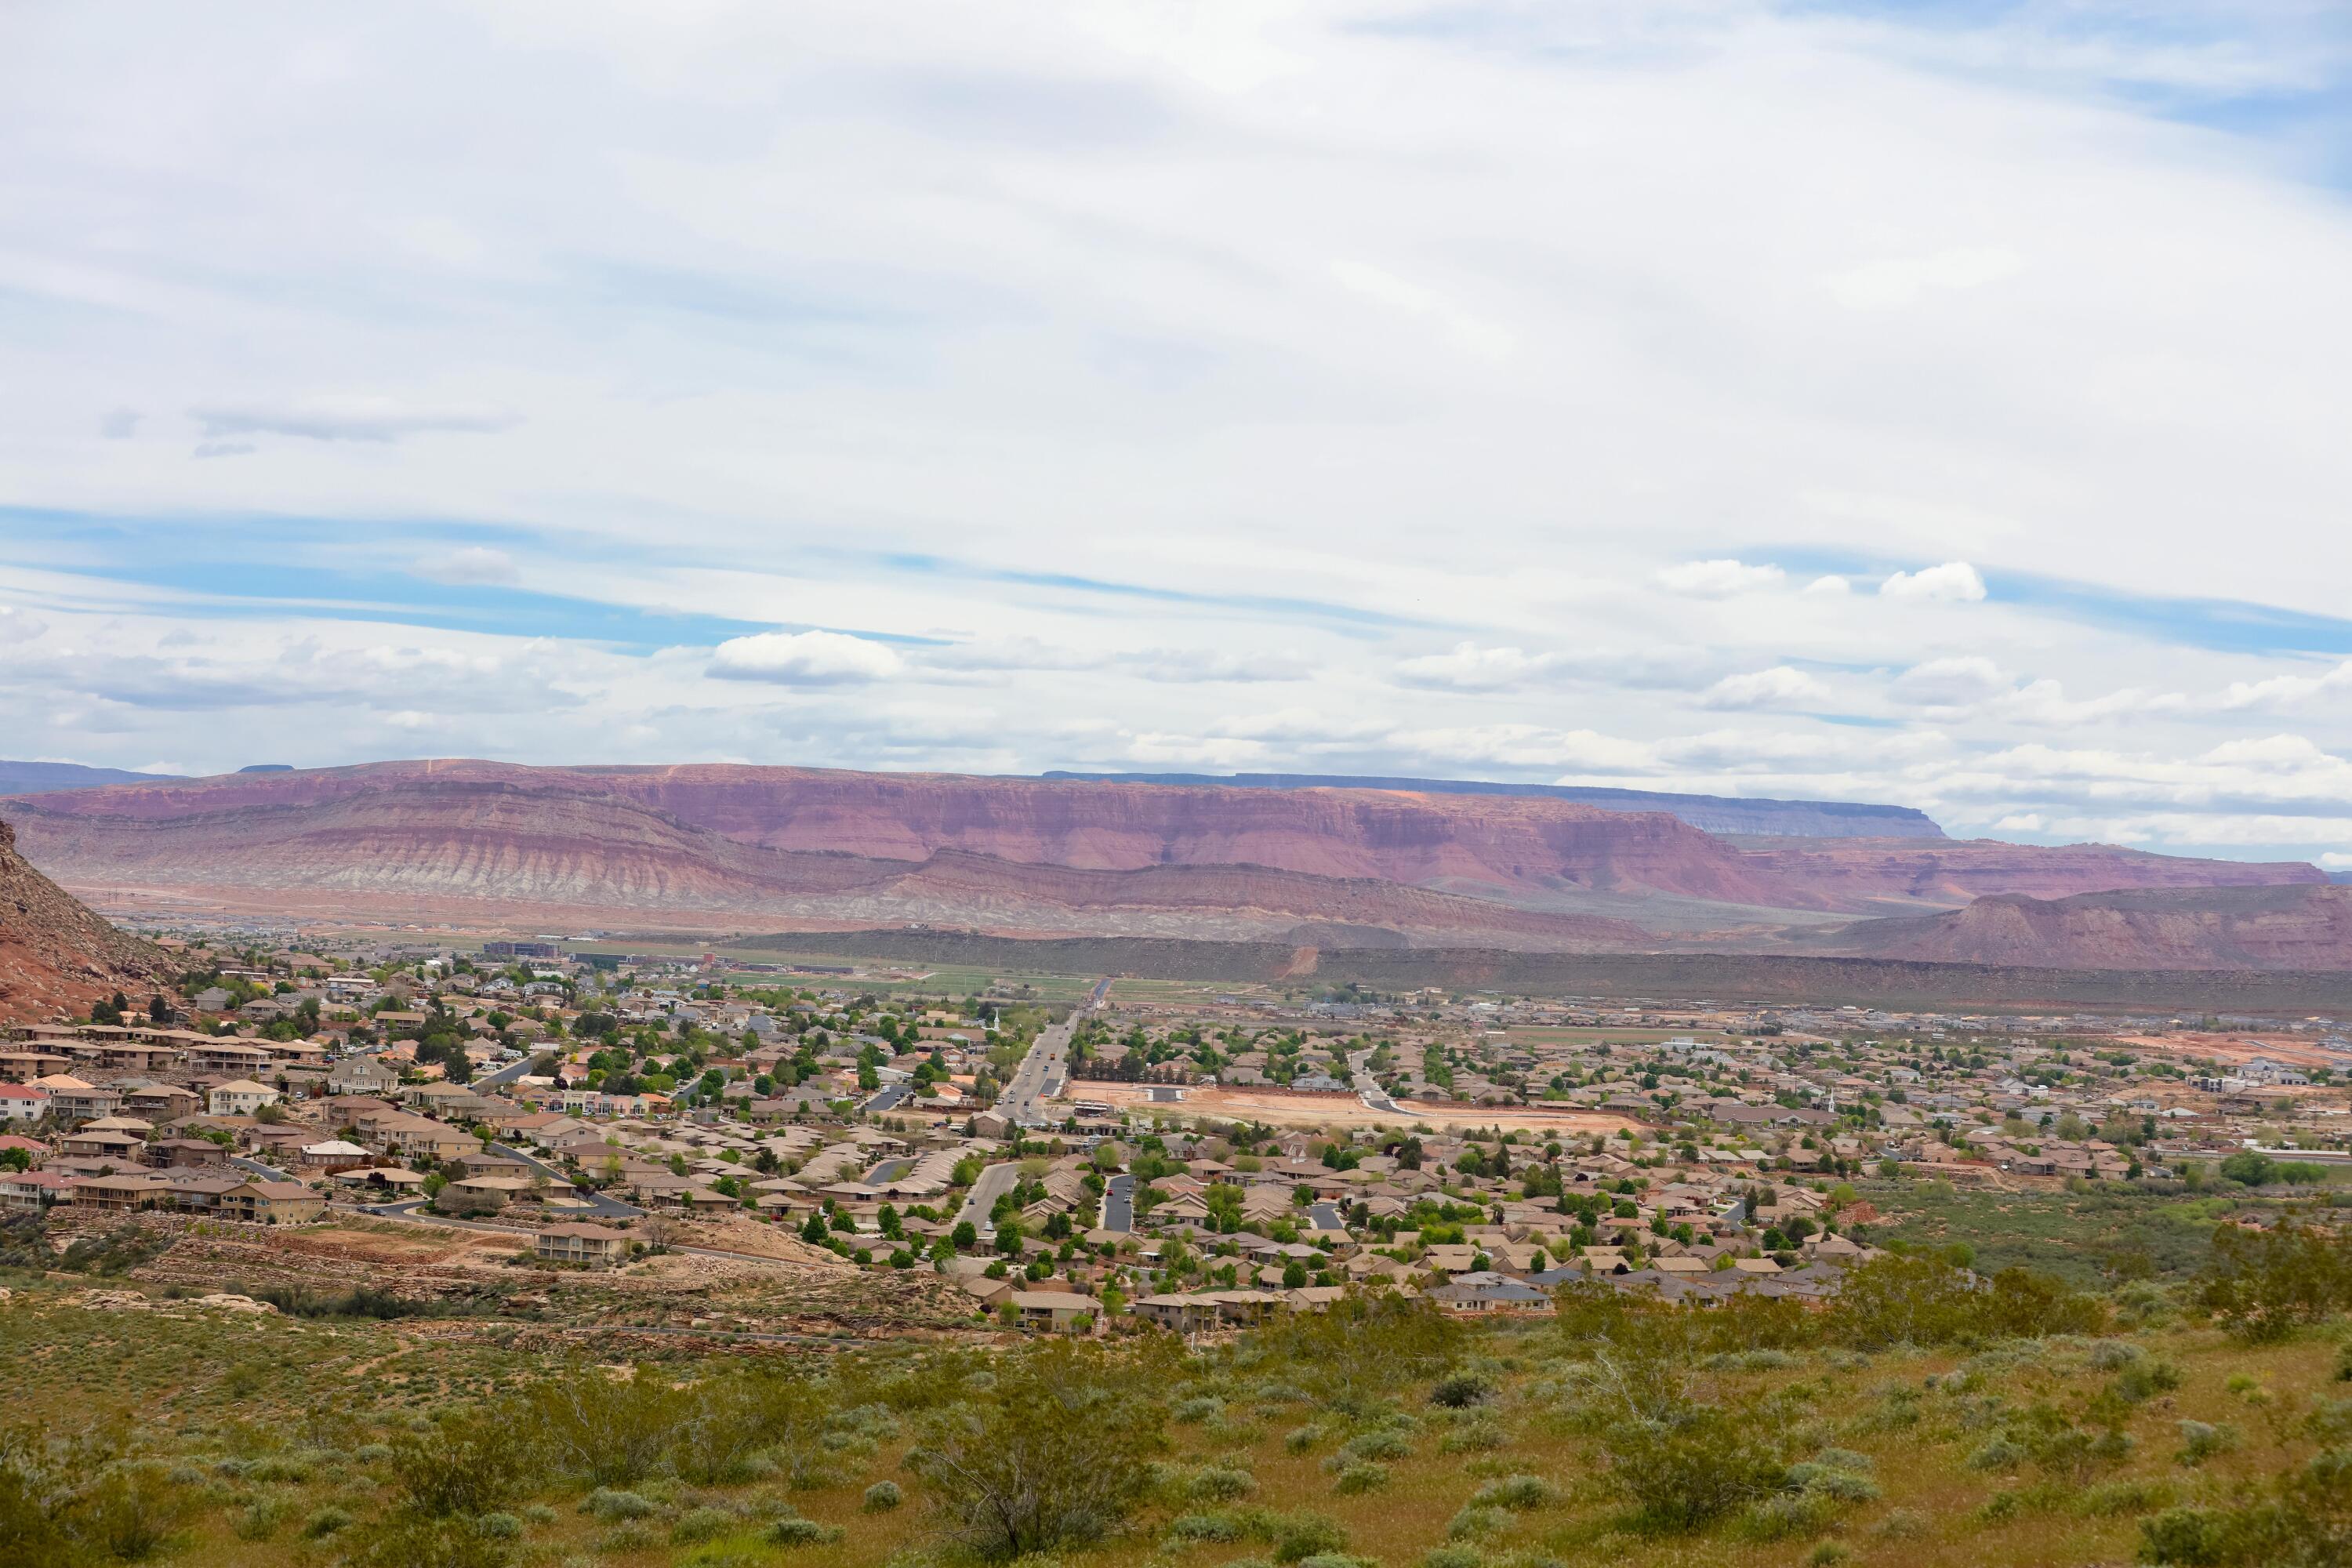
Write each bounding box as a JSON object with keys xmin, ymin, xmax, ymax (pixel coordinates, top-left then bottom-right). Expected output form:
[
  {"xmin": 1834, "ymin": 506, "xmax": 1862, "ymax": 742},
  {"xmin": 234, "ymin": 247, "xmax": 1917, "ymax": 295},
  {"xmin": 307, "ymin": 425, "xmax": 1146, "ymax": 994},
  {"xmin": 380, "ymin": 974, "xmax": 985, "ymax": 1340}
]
[
  {"xmin": 1080, "ymin": 1080, "xmax": 1641, "ymax": 1137},
  {"xmin": 2114, "ymin": 1031, "xmax": 2351, "ymax": 1070}
]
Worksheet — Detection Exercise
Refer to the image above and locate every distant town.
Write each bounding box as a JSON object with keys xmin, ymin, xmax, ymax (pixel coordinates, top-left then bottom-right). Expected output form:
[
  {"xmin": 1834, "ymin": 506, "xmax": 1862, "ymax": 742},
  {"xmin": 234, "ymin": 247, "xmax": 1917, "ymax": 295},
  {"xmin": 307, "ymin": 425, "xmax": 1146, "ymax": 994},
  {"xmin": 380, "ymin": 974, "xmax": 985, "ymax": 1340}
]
[{"xmin": 9, "ymin": 927, "xmax": 2348, "ymax": 1334}]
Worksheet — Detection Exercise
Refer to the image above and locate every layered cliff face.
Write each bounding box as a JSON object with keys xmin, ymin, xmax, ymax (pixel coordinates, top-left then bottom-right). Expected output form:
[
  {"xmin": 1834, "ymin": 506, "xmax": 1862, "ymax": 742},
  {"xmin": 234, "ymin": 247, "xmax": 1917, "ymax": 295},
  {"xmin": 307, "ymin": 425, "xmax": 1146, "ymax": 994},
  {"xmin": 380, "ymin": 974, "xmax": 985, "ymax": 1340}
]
[
  {"xmin": 1811, "ymin": 884, "xmax": 2352, "ymax": 971},
  {"xmin": 0, "ymin": 779, "xmax": 1648, "ymax": 946},
  {"xmin": 2, "ymin": 760, "xmax": 2326, "ymax": 949},
  {"xmin": 0, "ymin": 816, "xmax": 172, "ymax": 1022},
  {"xmin": 1730, "ymin": 837, "xmax": 2321, "ymax": 909},
  {"xmin": 1042, "ymin": 772, "xmax": 1950, "ymax": 839}
]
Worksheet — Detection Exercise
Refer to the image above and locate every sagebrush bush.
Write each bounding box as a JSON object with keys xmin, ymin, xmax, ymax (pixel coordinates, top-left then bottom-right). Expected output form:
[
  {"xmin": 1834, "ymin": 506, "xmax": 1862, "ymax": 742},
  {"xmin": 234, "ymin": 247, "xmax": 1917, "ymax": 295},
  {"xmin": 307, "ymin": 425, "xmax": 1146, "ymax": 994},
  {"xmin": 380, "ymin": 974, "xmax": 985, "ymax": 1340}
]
[
  {"xmin": 581, "ymin": 1487, "xmax": 658, "ymax": 1521},
  {"xmin": 1469, "ymin": 1474, "xmax": 1555, "ymax": 1511},
  {"xmin": 671, "ymin": 1505, "xmax": 736, "ymax": 1543},
  {"xmin": 862, "ymin": 1480, "xmax": 902, "ymax": 1512}
]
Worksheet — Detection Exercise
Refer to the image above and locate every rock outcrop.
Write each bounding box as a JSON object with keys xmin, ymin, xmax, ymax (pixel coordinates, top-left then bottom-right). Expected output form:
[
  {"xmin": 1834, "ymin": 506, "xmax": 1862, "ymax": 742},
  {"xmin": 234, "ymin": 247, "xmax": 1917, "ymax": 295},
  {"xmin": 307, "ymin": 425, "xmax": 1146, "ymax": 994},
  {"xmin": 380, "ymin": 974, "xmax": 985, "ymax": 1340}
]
[{"xmin": 0, "ymin": 815, "xmax": 172, "ymax": 1022}]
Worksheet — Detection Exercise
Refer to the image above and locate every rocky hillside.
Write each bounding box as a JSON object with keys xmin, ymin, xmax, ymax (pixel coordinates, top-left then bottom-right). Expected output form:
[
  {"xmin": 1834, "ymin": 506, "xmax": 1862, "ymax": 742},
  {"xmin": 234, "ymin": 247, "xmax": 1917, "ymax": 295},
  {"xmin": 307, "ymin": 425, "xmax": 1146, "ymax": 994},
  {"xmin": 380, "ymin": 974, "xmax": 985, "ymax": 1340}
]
[
  {"xmin": 1808, "ymin": 884, "xmax": 2352, "ymax": 971},
  {"xmin": 0, "ymin": 815, "xmax": 172, "ymax": 1022}
]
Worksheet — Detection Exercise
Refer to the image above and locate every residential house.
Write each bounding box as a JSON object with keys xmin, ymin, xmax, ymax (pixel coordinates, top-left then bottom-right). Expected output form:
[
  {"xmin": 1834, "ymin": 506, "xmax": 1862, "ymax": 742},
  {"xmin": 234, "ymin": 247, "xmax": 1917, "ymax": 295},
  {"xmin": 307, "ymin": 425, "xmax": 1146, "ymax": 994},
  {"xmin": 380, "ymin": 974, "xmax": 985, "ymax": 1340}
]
[
  {"xmin": 535, "ymin": 1222, "xmax": 628, "ymax": 1266},
  {"xmin": 0, "ymin": 1083, "xmax": 49, "ymax": 1123},
  {"xmin": 208, "ymin": 1080, "xmax": 281, "ymax": 1117}
]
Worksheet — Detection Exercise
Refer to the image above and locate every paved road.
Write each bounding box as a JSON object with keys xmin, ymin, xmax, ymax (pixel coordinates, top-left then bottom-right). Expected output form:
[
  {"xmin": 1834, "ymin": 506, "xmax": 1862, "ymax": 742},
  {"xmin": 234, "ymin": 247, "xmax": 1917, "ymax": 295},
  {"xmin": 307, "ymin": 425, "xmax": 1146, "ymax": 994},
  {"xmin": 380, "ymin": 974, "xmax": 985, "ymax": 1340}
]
[
  {"xmin": 485, "ymin": 1140, "xmax": 644, "ymax": 1218},
  {"xmin": 1308, "ymin": 1201, "xmax": 1345, "ymax": 1229},
  {"xmin": 996, "ymin": 980, "xmax": 1108, "ymax": 1127},
  {"xmin": 227, "ymin": 1155, "xmax": 285, "ymax": 1181},
  {"xmin": 1146, "ymin": 1086, "xmax": 1184, "ymax": 1103},
  {"xmin": 953, "ymin": 1160, "xmax": 1020, "ymax": 1233},
  {"xmin": 474, "ymin": 1054, "xmax": 537, "ymax": 1090},
  {"xmin": 1349, "ymin": 1047, "xmax": 1400, "ymax": 1114},
  {"xmin": 862, "ymin": 1084, "xmax": 911, "ymax": 1114},
  {"xmin": 1101, "ymin": 1172, "xmax": 1134, "ymax": 1232}
]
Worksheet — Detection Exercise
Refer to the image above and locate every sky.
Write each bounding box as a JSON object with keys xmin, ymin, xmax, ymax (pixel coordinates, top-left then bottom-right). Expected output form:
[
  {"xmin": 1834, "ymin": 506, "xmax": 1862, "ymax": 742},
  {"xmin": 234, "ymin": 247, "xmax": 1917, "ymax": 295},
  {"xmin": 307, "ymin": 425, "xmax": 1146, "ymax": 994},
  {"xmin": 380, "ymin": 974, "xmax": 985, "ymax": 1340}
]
[{"xmin": 2, "ymin": 1, "xmax": 2351, "ymax": 867}]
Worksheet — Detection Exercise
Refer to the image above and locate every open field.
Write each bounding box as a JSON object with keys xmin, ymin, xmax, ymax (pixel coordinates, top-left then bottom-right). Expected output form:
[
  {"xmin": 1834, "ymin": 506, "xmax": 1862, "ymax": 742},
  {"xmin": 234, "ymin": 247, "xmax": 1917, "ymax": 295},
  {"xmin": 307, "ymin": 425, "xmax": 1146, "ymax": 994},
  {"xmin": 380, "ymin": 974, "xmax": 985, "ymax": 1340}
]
[
  {"xmin": 1501, "ymin": 1026, "xmax": 1736, "ymax": 1047},
  {"xmin": 1080, "ymin": 1079, "xmax": 1642, "ymax": 1136},
  {"xmin": 2114, "ymin": 1031, "xmax": 2352, "ymax": 1070}
]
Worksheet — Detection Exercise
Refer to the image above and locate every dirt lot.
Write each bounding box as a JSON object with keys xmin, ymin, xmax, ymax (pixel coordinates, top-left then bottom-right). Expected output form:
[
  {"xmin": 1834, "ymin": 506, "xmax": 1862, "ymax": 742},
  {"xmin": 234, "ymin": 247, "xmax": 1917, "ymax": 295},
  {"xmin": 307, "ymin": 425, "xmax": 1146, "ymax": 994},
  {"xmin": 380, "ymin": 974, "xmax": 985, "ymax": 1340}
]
[
  {"xmin": 2114, "ymin": 1031, "xmax": 2350, "ymax": 1070},
  {"xmin": 1079, "ymin": 1080, "xmax": 1639, "ymax": 1136}
]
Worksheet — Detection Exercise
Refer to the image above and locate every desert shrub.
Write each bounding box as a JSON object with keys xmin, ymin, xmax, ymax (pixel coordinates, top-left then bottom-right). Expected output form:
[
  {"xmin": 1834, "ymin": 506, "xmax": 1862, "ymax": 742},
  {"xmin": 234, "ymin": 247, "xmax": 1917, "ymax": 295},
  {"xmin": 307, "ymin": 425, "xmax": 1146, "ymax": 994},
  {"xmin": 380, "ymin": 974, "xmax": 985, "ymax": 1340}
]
[
  {"xmin": 1174, "ymin": 1396, "xmax": 1225, "ymax": 1424},
  {"xmin": 305, "ymin": 1504, "xmax": 356, "ymax": 1538},
  {"xmin": 1167, "ymin": 1512, "xmax": 1247, "ymax": 1544},
  {"xmin": 1338, "ymin": 1429, "xmax": 1412, "ymax": 1464},
  {"xmin": 2076, "ymin": 1478, "xmax": 2175, "ymax": 1517},
  {"xmin": 1469, "ymin": 1475, "xmax": 1555, "ymax": 1512},
  {"xmin": 1438, "ymin": 1416, "xmax": 1508, "ymax": 1454},
  {"xmin": 1284, "ymin": 1425, "xmax": 1325, "ymax": 1454},
  {"xmin": 1784, "ymin": 1462, "xmax": 1879, "ymax": 1503},
  {"xmin": 904, "ymin": 1341, "xmax": 1164, "ymax": 1559},
  {"xmin": 1446, "ymin": 1504, "xmax": 1509, "ymax": 1541},
  {"xmin": 528, "ymin": 1369, "xmax": 691, "ymax": 1488},
  {"xmin": 1970, "ymin": 1436, "xmax": 2026, "ymax": 1472},
  {"xmin": 862, "ymin": 1481, "xmax": 902, "ymax": 1512},
  {"xmin": 2117, "ymin": 1359, "xmax": 2185, "ymax": 1403},
  {"xmin": 1421, "ymin": 1548, "xmax": 1484, "ymax": 1568},
  {"xmin": 1432, "ymin": 1371, "xmax": 1497, "ymax": 1409},
  {"xmin": 1828, "ymin": 1256, "xmax": 2103, "ymax": 1348},
  {"xmin": 597, "ymin": 1519, "xmax": 659, "ymax": 1554},
  {"xmin": 1193, "ymin": 1465, "xmax": 1258, "ymax": 1503},
  {"xmin": 2196, "ymin": 1221, "xmax": 2352, "ymax": 1343},
  {"xmin": 234, "ymin": 1492, "xmax": 297, "ymax": 1540},
  {"xmin": 388, "ymin": 1411, "xmax": 534, "ymax": 1519},
  {"xmin": 763, "ymin": 1516, "xmax": 845, "ymax": 1546},
  {"xmin": 671, "ymin": 1506, "xmax": 735, "ymax": 1544},
  {"xmin": 580, "ymin": 1488, "xmax": 659, "ymax": 1521},
  {"xmin": 2178, "ymin": 1421, "xmax": 2239, "ymax": 1467},
  {"xmin": 1268, "ymin": 1512, "xmax": 1348, "ymax": 1563},
  {"xmin": 1874, "ymin": 1508, "xmax": 1928, "ymax": 1539},
  {"xmin": 1333, "ymin": 1463, "xmax": 1388, "ymax": 1494},
  {"xmin": 1743, "ymin": 1490, "xmax": 1838, "ymax": 1541}
]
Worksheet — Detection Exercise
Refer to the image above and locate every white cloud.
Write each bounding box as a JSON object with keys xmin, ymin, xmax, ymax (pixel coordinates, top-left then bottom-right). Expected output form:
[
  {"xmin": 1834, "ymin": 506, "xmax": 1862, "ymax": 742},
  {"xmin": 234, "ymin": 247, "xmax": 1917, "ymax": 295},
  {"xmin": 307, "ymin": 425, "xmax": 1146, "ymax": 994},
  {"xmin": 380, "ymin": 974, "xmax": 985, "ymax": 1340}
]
[
  {"xmin": 412, "ymin": 546, "xmax": 521, "ymax": 586},
  {"xmin": 1803, "ymin": 575, "xmax": 1851, "ymax": 597},
  {"xmin": 1329, "ymin": 259, "xmax": 1515, "ymax": 360},
  {"xmin": 2219, "ymin": 660, "xmax": 2352, "ymax": 713},
  {"xmin": 1700, "ymin": 666, "xmax": 1833, "ymax": 710},
  {"xmin": 1395, "ymin": 643, "xmax": 1558, "ymax": 691},
  {"xmin": 1657, "ymin": 560, "xmax": 1785, "ymax": 597},
  {"xmin": 0, "ymin": 606, "xmax": 45, "ymax": 644},
  {"xmin": 1878, "ymin": 562, "xmax": 1987, "ymax": 602},
  {"xmin": 191, "ymin": 397, "xmax": 520, "ymax": 443},
  {"xmin": 1991, "ymin": 812, "xmax": 2045, "ymax": 832},
  {"xmin": 707, "ymin": 630, "xmax": 905, "ymax": 685},
  {"xmin": 1892, "ymin": 655, "xmax": 2010, "ymax": 706},
  {"xmin": 1823, "ymin": 246, "xmax": 2026, "ymax": 310},
  {"xmin": 2324, "ymin": 852, "xmax": 2352, "ymax": 871},
  {"xmin": 1122, "ymin": 648, "xmax": 1311, "ymax": 683}
]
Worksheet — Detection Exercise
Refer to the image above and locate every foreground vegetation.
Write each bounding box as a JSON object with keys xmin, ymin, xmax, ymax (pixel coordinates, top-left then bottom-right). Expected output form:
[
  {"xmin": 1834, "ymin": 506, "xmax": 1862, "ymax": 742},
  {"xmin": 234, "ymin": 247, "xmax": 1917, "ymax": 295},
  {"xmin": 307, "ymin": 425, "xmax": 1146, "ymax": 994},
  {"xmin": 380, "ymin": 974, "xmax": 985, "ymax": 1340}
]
[{"xmin": 13, "ymin": 1205, "xmax": 2352, "ymax": 1568}]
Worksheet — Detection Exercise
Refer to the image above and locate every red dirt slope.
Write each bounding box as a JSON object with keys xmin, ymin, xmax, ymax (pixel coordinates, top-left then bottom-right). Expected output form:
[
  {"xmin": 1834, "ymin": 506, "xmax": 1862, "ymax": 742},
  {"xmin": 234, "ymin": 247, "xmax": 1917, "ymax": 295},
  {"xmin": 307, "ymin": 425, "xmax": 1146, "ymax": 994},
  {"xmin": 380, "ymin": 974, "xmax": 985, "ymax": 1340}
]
[{"xmin": 0, "ymin": 815, "xmax": 172, "ymax": 1022}]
